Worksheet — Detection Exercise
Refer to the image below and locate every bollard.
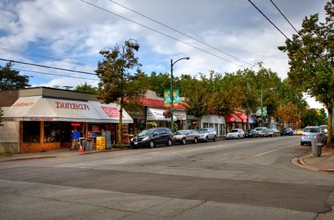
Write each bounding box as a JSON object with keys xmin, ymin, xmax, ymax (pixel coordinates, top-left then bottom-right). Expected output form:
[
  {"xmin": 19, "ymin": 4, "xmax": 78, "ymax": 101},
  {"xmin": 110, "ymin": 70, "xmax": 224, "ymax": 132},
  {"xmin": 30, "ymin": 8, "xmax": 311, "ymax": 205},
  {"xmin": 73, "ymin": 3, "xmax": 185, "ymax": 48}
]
[{"xmin": 311, "ymin": 137, "xmax": 321, "ymax": 157}]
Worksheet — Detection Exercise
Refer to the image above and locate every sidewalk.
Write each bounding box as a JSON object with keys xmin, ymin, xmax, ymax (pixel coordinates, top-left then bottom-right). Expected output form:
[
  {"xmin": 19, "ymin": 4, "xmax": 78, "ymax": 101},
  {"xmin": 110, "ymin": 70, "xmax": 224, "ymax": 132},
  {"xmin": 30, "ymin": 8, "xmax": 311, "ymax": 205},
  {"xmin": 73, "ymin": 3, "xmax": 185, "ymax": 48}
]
[
  {"xmin": 293, "ymin": 147, "xmax": 334, "ymax": 173},
  {"xmin": 0, "ymin": 147, "xmax": 130, "ymax": 162}
]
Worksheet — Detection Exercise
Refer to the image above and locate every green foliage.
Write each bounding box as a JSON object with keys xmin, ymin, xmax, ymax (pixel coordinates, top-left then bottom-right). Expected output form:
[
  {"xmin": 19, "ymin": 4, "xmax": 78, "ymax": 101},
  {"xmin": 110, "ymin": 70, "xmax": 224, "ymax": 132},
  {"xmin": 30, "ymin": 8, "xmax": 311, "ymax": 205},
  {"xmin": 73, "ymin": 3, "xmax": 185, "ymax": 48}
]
[
  {"xmin": 302, "ymin": 108, "xmax": 327, "ymax": 127},
  {"xmin": 96, "ymin": 39, "xmax": 147, "ymax": 144},
  {"xmin": 0, "ymin": 62, "xmax": 30, "ymax": 91},
  {"xmin": 278, "ymin": 0, "xmax": 334, "ymax": 145},
  {"xmin": 75, "ymin": 83, "xmax": 98, "ymax": 94}
]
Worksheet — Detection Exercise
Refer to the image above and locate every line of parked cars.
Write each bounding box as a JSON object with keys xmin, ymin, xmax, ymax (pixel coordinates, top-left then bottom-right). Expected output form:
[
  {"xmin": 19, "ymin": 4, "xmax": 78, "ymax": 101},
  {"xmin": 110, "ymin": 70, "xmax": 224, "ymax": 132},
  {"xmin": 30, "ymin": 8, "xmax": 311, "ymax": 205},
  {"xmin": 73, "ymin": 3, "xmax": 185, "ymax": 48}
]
[
  {"xmin": 130, "ymin": 127, "xmax": 217, "ymax": 148},
  {"xmin": 228, "ymin": 127, "xmax": 281, "ymax": 139}
]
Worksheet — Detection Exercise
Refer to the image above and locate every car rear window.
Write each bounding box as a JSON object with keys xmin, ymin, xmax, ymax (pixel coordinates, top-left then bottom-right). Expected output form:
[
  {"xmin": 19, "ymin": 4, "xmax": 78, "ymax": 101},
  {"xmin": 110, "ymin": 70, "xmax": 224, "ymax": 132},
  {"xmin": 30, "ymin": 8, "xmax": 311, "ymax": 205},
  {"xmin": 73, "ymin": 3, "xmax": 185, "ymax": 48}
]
[{"xmin": 303, "ymin": 128, "xmax": 320, "ymax": 133}]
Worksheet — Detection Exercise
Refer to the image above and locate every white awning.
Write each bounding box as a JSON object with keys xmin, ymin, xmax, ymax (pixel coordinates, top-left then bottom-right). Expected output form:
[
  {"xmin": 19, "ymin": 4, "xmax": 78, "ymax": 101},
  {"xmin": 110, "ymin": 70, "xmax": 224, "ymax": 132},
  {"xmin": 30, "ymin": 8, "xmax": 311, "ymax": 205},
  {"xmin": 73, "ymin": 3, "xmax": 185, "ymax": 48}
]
[
  {"xmin": 3, "ymin": 96, "xmax": 133, "ymax": 123},
  {"xmin": 89, "ymin": 101, "xmax": 133, "ymax": 124},
  {"xmin": 147, "ymin": 108, "xmax": 177, "ymax": 121}
]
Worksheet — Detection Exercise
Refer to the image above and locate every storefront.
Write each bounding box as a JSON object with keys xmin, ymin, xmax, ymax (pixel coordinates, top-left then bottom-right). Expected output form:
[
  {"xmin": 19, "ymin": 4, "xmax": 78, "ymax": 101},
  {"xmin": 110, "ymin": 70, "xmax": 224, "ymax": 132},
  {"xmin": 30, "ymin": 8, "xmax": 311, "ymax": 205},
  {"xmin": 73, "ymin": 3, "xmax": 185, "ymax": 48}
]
[
  {"xmin": 201, "ymin": 114, "xmax": 226, "ymax": 136},
  {"xmin": 1, "ymin": 92, "xmax": 133, "ymax": 153},
  {"xmin": 227, "ymin": 112, "xmax": 255, "ymax": 131}
]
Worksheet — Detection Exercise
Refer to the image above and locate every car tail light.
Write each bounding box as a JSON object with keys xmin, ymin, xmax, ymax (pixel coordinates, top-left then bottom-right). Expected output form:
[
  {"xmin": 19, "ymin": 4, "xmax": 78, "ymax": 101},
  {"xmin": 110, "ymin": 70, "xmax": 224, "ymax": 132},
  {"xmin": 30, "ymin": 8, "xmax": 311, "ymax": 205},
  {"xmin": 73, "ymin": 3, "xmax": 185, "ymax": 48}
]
[{"xmin": 301, "ymin": 133, "xmax": 306, "ymax": 136}]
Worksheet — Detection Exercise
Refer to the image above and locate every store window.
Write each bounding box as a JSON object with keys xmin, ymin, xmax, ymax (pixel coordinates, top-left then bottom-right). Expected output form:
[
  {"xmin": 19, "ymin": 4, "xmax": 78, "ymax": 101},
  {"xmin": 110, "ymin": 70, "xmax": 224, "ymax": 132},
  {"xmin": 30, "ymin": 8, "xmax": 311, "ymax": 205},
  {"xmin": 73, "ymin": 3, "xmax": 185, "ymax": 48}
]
[
  {"xmin": 44, "ymin": 122, "xmax": 61, "ymax": 142},
  {"xmin": 23, "ymin": 121, "xmax": 40, "ymax": 143}
]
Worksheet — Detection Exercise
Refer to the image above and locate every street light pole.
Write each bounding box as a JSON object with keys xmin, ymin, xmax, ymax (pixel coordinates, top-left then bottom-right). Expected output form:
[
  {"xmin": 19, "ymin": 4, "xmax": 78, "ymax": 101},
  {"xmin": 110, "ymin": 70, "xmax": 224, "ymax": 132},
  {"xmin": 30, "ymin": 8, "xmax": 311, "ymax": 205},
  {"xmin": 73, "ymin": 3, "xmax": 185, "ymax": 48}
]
[
  {"xmin": 170, "ymin": 57, "xmax": 189, "ymax": 132},
  {"xmin": 260, "ymin": 88, "xmax": 263, "ymax": 127}
]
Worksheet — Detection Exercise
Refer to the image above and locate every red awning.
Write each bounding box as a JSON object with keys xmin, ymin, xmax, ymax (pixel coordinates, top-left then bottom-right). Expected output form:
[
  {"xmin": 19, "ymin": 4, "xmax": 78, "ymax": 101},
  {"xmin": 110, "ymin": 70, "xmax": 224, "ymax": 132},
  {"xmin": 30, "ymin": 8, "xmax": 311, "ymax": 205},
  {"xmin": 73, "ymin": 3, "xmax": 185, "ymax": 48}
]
[
  {"xmin": 227, "ymin": 112, "xmax": 253, "ymax": 123},
  {"xmin": 227, "ymin": 113, "xmax": 243, "ymax": 123}
]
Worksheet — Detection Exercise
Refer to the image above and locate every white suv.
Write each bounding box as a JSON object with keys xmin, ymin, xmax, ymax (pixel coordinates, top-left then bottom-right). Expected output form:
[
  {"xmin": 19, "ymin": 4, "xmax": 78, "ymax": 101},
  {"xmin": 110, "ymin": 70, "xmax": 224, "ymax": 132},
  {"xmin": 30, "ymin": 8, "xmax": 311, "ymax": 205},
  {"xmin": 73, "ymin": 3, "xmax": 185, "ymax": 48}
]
[
  {"xmin": 226, "ymin": 128, "xmax": 245, "ymax": 139},
  {"xmin": 197, "ymin": 128, "xmax": 217, "ymax": 142}
]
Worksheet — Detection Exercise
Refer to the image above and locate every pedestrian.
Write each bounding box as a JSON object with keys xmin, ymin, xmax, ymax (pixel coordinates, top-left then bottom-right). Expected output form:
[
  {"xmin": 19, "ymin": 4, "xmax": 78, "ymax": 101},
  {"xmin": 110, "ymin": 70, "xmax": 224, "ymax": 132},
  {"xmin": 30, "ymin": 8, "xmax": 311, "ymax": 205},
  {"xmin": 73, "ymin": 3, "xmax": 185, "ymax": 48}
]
[{"xmin": 71, "ymin": 129, "xmax": 80, "ymax": 150}]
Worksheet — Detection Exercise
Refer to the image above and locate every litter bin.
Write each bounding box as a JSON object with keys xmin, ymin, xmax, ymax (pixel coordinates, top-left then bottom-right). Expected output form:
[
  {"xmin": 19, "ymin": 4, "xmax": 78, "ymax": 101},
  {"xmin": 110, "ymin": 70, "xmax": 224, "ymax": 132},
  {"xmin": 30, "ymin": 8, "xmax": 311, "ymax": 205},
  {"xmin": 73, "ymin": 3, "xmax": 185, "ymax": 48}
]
[
  {"xmin": 86, "ymin": 139, "xmax": 93, "ymax": 151},
  {"xmin": 311, "ymin": 137, "xmax": 321, "ymax": 157},
  {"xmin": 79, "ymin": 137, "xmax": 87, "ymax": 150}
]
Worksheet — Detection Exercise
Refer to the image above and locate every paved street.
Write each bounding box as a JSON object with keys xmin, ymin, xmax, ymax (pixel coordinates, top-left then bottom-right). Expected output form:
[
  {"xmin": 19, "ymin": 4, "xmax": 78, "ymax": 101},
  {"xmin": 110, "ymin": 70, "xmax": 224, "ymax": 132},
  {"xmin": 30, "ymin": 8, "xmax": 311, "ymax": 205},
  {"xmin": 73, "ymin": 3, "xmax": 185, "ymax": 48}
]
[{"xmin": 1, "ymin": 136, "xmax": 333, "ymax": 219}]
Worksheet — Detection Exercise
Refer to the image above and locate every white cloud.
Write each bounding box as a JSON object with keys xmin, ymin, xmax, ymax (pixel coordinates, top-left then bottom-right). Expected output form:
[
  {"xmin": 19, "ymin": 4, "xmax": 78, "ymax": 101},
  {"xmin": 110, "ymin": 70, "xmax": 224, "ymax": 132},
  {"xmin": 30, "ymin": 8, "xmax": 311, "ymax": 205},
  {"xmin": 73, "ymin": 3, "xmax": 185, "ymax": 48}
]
[{"xmin": 0, "ymin": 0, "xmax": 329, "ymax": 93}]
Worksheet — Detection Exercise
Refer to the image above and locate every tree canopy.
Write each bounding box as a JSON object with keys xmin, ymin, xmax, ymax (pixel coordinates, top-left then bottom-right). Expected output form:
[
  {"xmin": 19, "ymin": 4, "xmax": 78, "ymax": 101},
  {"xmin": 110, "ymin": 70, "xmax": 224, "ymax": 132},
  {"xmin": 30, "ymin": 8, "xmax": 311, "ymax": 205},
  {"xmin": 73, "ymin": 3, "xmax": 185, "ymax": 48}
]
[
  {"xmin": 278, "ymin": 0, "xmax": 334, "ymax": 146},
  {"xmin": 95, "ymin": 39, "xmax": 146, "ymax": 144},
  {"xmin": 0, "ymin": 62, "xmax": 30, "ymax": 91}
]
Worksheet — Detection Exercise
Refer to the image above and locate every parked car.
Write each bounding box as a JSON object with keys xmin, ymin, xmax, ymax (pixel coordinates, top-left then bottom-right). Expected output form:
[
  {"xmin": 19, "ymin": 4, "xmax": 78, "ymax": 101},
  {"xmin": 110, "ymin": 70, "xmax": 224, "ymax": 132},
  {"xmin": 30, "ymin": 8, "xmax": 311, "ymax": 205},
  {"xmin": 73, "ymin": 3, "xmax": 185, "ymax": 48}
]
[
  {"xmin": 130, "ymin": 127, "xmax": 173, "ymax": 148},
  {"xmin": 282, "ymin": 128, "xmax": 294, "ymax": 136},
  {"xmin": 264, "ymin": 128, "xmax": 280, "ymax": 137},
  {"xmin": 245, "ymin": 129, "xmax": 259, "ymax": 138},
  {"xmin": 254, "ymin": 127, "xmax": 267, "ymax": 137},
  {"xmin": 197, "ymin": 128, "xmax": 217, "ymax": 142},
  {"xmin": 226, "ymin": 128, "xmax": 245, "ymax": 139},
  {"xmin": 173, "ymin": 129, "xmax": 198, "ymax": 145},
  {"xmin": 296, "ymin": 129, "xmax": 303, "ymax": 135},
  {"xmin": 300, "ymin": 126, "xmax": 327, "ymax": 146}
]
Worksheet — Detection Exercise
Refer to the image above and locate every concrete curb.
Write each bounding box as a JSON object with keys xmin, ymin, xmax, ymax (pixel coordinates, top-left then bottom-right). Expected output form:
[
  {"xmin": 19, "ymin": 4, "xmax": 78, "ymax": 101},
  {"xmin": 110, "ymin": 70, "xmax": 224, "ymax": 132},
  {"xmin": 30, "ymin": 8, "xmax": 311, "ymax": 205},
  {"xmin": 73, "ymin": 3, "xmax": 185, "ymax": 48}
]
[{"xmin": 292, "ymin": 154, "xmax": 334, "ymax": 173}]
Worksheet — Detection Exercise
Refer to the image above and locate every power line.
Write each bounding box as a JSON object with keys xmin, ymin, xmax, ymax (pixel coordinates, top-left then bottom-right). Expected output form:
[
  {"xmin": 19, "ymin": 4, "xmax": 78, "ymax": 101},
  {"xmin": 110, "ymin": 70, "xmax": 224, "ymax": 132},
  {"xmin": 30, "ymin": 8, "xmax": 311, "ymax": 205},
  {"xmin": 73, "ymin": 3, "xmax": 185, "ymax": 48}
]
[
  {"xmin": 269, "ymin": 0, "xmax": 299, "ymax": 35},
  {"xmin": 14, "ymin": 68, "xmax": 98, "ymax": 81},
  {"xmin": 80, "ymin": 0, "xmax": 249, "ymax": 69},
  {"xmin": 248, "ymin": 0, "xmax": 292, "ymax": 41},
  {"xmin": 0, "ymin": 58, "xmax": 95, "ymax": 75},
  {"xmin": 0, "ymin": 46, "xmax": 93, "ymax": 68},
  {"xmin": 248, "ymin": 0, "xmax": 307, "ymax": 57},
  {"xmin": 107, "ymin": 0, "xmax": 255, "ymax": 68}
]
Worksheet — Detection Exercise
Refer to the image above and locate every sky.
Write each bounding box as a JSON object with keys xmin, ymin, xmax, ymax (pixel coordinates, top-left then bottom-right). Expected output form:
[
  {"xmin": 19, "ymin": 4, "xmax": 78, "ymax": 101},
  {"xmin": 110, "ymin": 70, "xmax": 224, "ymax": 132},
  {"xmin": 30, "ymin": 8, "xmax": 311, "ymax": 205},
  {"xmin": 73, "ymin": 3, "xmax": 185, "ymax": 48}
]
[{"xmin": 0, "ymin": 0, "xmax": 328, "ymax": 108}]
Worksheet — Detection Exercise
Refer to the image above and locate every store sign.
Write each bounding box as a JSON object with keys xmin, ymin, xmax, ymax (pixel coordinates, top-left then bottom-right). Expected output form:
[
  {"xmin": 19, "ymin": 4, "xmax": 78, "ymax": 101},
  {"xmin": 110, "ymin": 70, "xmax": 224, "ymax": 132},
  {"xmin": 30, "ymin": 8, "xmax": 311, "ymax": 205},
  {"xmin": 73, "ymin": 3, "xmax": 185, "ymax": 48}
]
[
  {"xmin": 55, "ymin": 101, "xmax": 90, "ymax": 110},
  {"xmin": 101, "ymin": 106, "xmax": 120, "ymax": 118}
]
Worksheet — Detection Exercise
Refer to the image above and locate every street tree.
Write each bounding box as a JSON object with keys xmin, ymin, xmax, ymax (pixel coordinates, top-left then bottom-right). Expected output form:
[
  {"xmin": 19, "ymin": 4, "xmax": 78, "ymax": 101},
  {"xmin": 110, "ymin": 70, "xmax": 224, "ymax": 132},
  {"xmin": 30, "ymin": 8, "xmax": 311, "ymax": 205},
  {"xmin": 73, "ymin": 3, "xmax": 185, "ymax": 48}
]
[
  {"xmin": 75, "ymin": 82, "xmax": 98, "ymax": 94},
  {"xmin": 181, "ymin": 76, "xmax": 208, "ymax": 129},
  {"xmin": 302, "ymin": 108, "xmax": 328, "ymax": 127},
  {"xmin": 0, "ymin": 62, "xmax": 30, "ymax": 91},
  {"xmin": 96, "ymin": 39, "xmax": 145, "ymax": 145},
  {"xmin": 278, "ymin": 0, "xmax": 334, "ymax": 146}
]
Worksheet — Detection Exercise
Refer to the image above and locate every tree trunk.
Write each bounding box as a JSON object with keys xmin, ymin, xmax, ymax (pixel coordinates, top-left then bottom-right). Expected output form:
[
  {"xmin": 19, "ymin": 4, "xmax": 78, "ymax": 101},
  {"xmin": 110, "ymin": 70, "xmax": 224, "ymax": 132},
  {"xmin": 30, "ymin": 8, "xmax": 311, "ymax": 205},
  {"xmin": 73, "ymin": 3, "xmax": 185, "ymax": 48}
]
[
  {"xmin": 118, "ymin": 97, "xmax": 124, "ymax": 145},
  {"xmin": 327, "ymin": 106, "xmax": 332, "ymax": 147}
]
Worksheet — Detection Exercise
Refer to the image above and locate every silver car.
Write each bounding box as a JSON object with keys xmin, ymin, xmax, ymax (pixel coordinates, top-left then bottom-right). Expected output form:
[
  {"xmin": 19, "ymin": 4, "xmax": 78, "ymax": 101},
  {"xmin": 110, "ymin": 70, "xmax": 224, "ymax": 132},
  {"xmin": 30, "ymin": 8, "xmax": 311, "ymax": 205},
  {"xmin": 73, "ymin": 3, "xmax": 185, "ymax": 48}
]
[
  {"xmin": 173, "ymin": 129, "xmax": 198, "ymax": 145},
  {"xmin": 226, "ymin": 128, "xmax": 245, "ymax": 139},
  {"xmin": 300, "ymin": 126, "xmax": 326, "ymax": 146},
  {"xmin": 197, "ymin": 128, "xmax": 217, "ymax": 142}
]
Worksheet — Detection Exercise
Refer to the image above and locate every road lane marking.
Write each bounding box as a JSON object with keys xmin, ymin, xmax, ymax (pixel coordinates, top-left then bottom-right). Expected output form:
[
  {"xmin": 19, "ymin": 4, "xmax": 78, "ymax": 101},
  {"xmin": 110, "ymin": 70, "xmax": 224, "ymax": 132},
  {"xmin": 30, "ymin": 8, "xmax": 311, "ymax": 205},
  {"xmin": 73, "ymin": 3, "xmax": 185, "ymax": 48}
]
[{"xmin": 255, "ymin": 145, "xmax": 297, "ymax": 157}]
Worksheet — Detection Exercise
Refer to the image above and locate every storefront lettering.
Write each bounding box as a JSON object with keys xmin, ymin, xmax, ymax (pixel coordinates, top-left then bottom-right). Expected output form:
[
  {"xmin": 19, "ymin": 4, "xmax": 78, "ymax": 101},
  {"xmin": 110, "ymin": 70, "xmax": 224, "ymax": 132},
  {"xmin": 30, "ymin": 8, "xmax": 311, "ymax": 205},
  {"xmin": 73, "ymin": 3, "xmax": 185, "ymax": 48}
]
[
  {"xmin": 101, "ymin": 106, "xmax": 120, "ymax": 118},
  {"xmin": 13, "ymin": 102, "xmax": 34, "ymax": 107},
  {"xmin": 30, "ymin": 117, "xmax": 53, "ymax": 121},
  {"xmin": 55, "ymin": 102, "xmax": 90, "ymax": 110}
]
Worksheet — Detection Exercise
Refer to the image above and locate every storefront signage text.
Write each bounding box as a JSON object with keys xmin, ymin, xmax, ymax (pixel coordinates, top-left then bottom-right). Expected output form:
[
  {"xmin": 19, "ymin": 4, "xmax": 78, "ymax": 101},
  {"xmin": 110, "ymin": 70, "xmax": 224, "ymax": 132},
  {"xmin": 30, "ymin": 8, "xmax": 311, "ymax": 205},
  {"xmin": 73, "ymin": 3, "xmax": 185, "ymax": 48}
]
[{"xmin": 55, "ymin": 102, "xmax": 90, "ymax": 110}]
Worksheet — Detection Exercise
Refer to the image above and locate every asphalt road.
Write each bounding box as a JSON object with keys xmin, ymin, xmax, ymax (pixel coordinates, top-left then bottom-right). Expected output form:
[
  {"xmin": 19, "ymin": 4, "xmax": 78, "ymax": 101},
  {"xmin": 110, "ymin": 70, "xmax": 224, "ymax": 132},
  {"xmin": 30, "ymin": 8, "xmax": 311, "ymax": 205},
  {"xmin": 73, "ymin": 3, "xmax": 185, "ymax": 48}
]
[{"xmin": 1, "ymin": 136, "xmax": 333, "ymax": 220}]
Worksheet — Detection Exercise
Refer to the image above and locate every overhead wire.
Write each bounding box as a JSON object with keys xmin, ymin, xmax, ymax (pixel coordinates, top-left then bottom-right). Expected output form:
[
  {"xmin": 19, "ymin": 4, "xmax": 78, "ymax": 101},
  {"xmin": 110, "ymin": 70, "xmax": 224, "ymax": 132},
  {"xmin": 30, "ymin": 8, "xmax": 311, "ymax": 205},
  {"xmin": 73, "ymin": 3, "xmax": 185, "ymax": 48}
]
[
  {"xmin": 247, "ymin": 0, "xmax": 307, "ymax": 57},
  {"xmin": 80, "ymin": 0, "xmax": 249, "ymax": 69},
  {"xmin": 0, "ymin": 58, "xmax": 95, "ymax": 75},
  {"xmin": 14, "ymin": 68, "xmax": 98, "ymax": 81},
  {"xmin": 107, "ymin": 0, "xmax": 255, "ymax": 68},
  {"xmin": 269, "ymin": 0, "xmax": 300, "ymax": 35}
]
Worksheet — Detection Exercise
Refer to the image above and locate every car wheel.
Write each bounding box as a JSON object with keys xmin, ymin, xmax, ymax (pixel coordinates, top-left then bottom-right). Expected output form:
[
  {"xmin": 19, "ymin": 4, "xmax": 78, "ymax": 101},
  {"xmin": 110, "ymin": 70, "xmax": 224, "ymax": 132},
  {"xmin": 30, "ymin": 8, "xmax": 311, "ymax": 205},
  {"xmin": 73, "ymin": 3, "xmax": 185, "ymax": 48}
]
[
  {"xmin": 205, "ymin": 136, "xmax": 209, "ymax": 142},
  {"xmin": 213, "ymin": 136, "xmax": 217, "ymax": 141},
  {"xmin": 149, "ymin": 140, "xmax": 155, "ymax": 148},
  {"xmin": 193, "ymin": 137, "xmax": 198, "ymax": 144},
  {"xmin": 300, "ymin": 142, "xmax": 304, "ymax": 146},
  {"xmin": 167, "ymin": 139, "xmax": 172, "ymax": 146},
  {"xmin": 181, "ymin": 138, "xmax": 186, "ymax": 145}
]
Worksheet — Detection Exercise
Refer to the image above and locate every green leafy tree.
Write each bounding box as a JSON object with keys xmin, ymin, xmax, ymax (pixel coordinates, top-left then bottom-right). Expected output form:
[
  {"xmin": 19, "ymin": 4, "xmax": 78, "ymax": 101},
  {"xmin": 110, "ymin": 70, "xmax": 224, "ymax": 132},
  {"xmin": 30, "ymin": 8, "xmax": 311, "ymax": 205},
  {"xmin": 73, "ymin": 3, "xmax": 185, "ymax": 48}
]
[
  {"xmin": 0, "ymin": 62, "xmax": 30, "ymax": 91},
  {"xmin": 278, "ymin": 0, "xmax": 334, "ymax": 146},
  {"xmin": 75, "ymin": 82, "xmax": 98, "ymax": 94},
  {"xmin": 96, "ymin": 39, "xmax": 146, "ymax": 145},
  {"xmin": 182, "ymin": 77, "xmax": 208, "ymax": 128},
  {"xmin": 302, "ymin": 108, "xmax": 328, "ymax": 127}
]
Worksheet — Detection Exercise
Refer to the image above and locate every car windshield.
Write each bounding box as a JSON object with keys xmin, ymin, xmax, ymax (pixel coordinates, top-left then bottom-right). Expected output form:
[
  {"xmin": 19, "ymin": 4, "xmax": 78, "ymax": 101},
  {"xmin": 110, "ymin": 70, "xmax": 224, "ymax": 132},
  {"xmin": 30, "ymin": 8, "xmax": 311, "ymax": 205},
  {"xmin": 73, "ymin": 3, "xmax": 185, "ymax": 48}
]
[
  {"xmin": 303, "ymin": 128, "xmax": 320, "ymax": 133},
  {"xmin": 138, "ymin": 129, "xmax": 155, "ymax": 136},
  {"xmin": 175, "ymin": 130, "xmax": 187, "ymax": 135},
  {"xmin": 198, "ymin": 129, "xmax": 208, "ymax": 134},
  {"xmin": 230, "ymin": 130, "xmax": 238, "ymax": 133}
]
